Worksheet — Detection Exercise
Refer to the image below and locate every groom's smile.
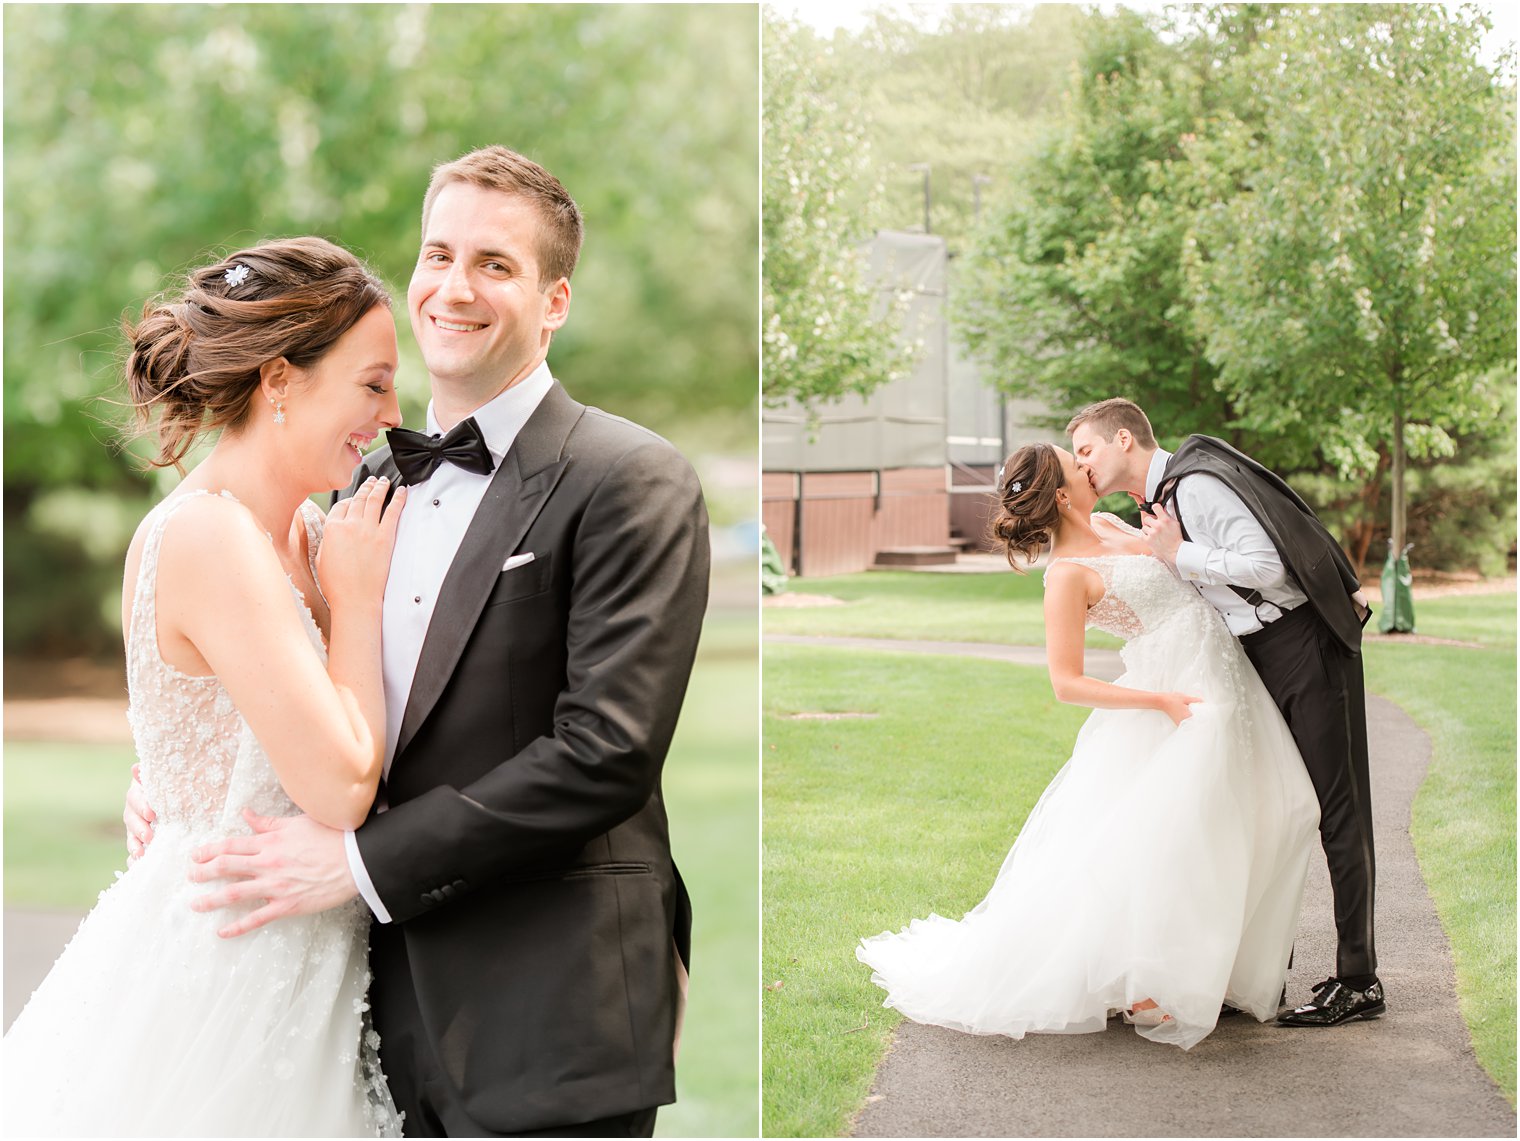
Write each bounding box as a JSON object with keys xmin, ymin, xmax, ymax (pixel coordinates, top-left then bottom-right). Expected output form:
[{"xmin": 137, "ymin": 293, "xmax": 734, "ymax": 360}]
[{"xmin": 430, "ymin": 317, "xmax": 487, "ymax": 333}]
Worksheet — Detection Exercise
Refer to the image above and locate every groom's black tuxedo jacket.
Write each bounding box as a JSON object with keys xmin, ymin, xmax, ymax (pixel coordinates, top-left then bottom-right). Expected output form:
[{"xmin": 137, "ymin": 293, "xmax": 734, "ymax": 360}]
[
  {"xmin": 339, "ymin": 381, "xmax": 708, "ymax": 1133},
  {"xmin": 1153, "ymin": 434, "xmax": 1365, "ymax": 653}
]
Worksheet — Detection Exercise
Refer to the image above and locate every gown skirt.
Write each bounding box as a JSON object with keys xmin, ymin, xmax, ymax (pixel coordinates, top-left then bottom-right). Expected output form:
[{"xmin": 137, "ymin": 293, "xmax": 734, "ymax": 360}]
[{"xmin": 858, "ymin": 558, "xmax": 1321, "ymax": 1050}]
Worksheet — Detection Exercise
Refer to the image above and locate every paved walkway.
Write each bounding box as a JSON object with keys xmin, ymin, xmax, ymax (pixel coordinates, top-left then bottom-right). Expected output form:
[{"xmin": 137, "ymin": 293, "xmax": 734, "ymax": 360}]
[
  {"xmin": 770, "ymin": 633, "xmax": 1514, "ymax": 1136},
  {"xmin": 4, "ymin": 908, "xmax": 85, "ymax": 1031}
]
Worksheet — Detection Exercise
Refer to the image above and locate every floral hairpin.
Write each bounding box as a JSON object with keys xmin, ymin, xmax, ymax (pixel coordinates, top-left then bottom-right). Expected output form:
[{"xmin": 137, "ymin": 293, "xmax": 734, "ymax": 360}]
[
  {"xmin": 224, "ymin": 264, "xmax": 251, "ymax": 288},
  {"xmin": 1007, "ymin": 480, "xmax": 1022, "ymax": 494}
]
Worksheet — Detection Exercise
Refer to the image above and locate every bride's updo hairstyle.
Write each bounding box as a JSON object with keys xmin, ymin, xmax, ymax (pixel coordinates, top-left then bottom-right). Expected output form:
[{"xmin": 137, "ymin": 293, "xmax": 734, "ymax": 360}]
[
  {"xmin": 124, "ymin": 236, "xmax": 390, "ymax": 471},
  {"xmin": 987, "ymin": 442, "xmax": 1067, "ymax": 571}
]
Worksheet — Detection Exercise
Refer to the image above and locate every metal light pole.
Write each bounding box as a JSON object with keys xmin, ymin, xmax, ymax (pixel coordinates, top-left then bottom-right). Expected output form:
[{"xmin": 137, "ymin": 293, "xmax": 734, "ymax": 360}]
[{"xmin": 907, "ymin": 162, "xmax": 931, "ymax": 234}]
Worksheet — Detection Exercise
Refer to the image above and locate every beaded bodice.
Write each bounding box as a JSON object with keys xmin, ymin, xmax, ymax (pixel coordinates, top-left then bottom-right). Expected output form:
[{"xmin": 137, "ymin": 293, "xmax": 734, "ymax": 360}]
[
  {"xmin": 125, "ymin": 491, "xmax": 326, "ymax": 834},
  {"xmin": 1046, "ymin": 553, "xmax": 1205, "ymax": 642}
]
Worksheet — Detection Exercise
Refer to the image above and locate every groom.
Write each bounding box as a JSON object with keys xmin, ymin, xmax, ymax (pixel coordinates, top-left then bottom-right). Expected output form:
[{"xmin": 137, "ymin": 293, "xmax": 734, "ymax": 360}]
[
  {"xmin": 1067, "ymin": 398, "xmax": 1384, "ymax": 1029},
  {"xmin": 165, "ymin": 147, "xmax": 708, "ymax": 1135}
]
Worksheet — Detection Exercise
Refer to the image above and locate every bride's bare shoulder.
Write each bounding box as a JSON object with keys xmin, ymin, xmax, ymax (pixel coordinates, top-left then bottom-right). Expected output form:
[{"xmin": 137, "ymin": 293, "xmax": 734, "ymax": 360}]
[
  {"xmin": 1043, "ymin": 558, "xmax": 1105, "ymax": 604},
  {"xmin": 144, "ymin": 494, "xmax": 283, "ymax": 605}
]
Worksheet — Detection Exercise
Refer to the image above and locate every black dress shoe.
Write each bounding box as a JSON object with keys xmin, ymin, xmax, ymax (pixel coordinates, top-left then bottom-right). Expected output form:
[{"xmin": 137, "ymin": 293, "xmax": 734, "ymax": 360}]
[
  {"xmin": 1276, "ymin": 977, "xmax": 1385, "ymax": 1027},
  {"xmin": 1219, "ymin": 985, "xmax": 1287, "ymax": 1018}
]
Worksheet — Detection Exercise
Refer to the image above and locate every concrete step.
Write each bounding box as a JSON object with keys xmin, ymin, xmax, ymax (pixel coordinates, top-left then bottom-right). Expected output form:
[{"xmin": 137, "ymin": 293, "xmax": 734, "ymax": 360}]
[{"xmin": 872, "ymin": 546, "xmax": 960, "ymax": 568}]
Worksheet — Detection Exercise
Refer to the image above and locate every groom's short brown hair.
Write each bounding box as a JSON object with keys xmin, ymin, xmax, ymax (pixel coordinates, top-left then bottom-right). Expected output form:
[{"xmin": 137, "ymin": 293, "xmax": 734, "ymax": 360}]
[
  {"xmin": 1066, "ymin": 398, "xmax": 1157, "ymax": 448},
  {"xmin": 421, "ymin": 145, "xmax": 584, "ymax": 286}
]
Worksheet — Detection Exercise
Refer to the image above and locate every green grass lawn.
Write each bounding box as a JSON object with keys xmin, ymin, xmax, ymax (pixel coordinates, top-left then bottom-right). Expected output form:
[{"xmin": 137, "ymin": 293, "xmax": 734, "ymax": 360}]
[
  {"xmin": 763, "ymin": 647, "xmax": 1087, "ymax": 1137},
  {"xmin": 763, "ymin": 581, "xmax": 1517, "ymax": 1135},
  {"xmin": 3, "ymin": 740, "xmax": 135, "ymax": 906},
  {"xmin": 1361, "ymin": 614, "xmax": 1516, "ymax": 1106},
  {"xmin": 766, "ymin": 569, "xmax": 1120, "ymax": 650},
  {"xmin": 3, "ymin": 610, "xmax": 759, "ymax": 1139},
  {"xmin": 660, "ymin": 617, "xmax": 760, "ymax": 1138},
  {"xmin": 1368, "ymin": 592, "xmax": 1517, "ymax": 650}
]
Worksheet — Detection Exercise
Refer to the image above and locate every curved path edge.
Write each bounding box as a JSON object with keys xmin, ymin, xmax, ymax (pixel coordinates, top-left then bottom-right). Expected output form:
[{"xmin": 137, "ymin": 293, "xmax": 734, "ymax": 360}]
[{"xmin": 763, "ymin": 634, "xmax": 1125, "ymax": 682}]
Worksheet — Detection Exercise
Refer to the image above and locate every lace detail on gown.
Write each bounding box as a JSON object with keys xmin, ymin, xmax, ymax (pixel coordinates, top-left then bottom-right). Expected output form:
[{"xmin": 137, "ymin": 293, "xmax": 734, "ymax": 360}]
[
  {"xmin": 1045, "ymin": 556, "xmax": 1148, "ymax": 639},
  {"xmin": 1045, "ymin": 551, "xmax": 1254, "ymax": 741},
  {"xmin": 125, "ymin": 491, "xmax": 305, "ymax": 830},
  {"xmin": 4, "ymin": 491, "xmax": 402, "ymax": 1137}
]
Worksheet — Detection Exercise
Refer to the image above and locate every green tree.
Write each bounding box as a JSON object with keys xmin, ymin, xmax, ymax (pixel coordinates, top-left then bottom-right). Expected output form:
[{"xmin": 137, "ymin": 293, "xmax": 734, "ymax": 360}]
[
  {"xmin": 957, "ymin": 3, "xmax": 1514, "ymax": 568},
  {"xmin": 846, "ymin": 4, "xmax": 1090, "ymax": 253},
  {"xmin": 1294, "ymin": 384, "xmax": 1518, "ymax": 576},
  {"xmin": 762, "ymin": 7, "xmax": 913, "ymax": 413},
  {"xmin": 4, "ymin": 4, "xmax": 758, "ymax": 654},
  {"xmin": 1185, "ymin": 3, "xmax": 1516, "ymax": 556},
  {"xmin": 958, "ymin": 9, "xmax": 1251, "ymax": 448}
]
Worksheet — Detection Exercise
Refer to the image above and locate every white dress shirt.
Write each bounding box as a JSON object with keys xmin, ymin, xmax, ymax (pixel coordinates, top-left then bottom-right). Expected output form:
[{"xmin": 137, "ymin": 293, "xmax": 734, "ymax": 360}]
[
  {"xmin": 344, "ymin": 362, "xmax": 556, "ymax": 922},
  {"xmin": 1146, "ymin": 448, "xmax": 1308, "ymax": 637}
]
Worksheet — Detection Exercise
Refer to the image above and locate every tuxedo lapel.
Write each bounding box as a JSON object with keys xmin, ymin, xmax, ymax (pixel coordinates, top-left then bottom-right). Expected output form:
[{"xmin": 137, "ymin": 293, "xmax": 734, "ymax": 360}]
[
  {"xmin": 367, "ymin": 452, "xmax": 402, "ymax": 483},
  {"xmin": 395, "ymin": 383, "xmax": 585, "ymax": 757}
]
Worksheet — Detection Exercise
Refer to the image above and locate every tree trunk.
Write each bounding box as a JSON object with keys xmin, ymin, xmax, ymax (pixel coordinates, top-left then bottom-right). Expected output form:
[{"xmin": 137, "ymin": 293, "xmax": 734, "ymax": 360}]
[
  {"xmin": 1350, "ymin": 451, "xmax": 1391, "ymax": 574},
  {"xmin": 1350, "ymin": 517, "xmax": 1373, "ymax": 573},
  {"xmin": 1390, "ymin": 388, "xmax": 1406, "ymax": 556}
]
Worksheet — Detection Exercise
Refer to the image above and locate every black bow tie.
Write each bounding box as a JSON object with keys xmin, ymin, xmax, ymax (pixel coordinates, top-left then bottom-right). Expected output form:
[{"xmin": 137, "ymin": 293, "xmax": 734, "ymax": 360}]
[{"xmin": 387, "ymin": 418, "xmax": 496, "ymax": 484}]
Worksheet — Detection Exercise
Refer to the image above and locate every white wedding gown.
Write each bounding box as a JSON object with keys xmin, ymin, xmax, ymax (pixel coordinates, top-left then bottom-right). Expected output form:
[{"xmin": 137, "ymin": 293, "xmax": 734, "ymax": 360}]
[
  {"xmin": 857, "ymin": 545, "xmax": 1321, "ymax": 1050},
  {"xmin": 3, "ymin": 491, "xmax": 403, "ymax": 1136}
]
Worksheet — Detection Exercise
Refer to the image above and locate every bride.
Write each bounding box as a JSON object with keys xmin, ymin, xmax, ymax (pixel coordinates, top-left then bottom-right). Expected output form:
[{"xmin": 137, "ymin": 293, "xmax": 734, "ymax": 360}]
[
  {"xmin": 857, "ymin": 442, "xmax": 1321, "ymax": 1050},
  {"xmin": 3, "ymin": 237, "xmax": 409, "ymax": 1134}
]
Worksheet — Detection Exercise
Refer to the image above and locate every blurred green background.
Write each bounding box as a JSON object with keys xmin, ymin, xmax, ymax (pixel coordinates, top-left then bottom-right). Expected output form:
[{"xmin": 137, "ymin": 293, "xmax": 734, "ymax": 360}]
[
  {"xmin": 3, "ymin": 5, "xmax": 759, "ymax": 1136},
  {"xmin": 4, "ymin": 2, "xmax": 760, "ymax": 656}
]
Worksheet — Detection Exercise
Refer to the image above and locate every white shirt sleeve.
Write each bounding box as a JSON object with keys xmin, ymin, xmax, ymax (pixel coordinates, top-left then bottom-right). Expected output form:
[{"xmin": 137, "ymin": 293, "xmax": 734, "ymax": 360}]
[
  {"xmin": 1170, "ymin": 473, "xmax": 1292, "ymax": 592},
  {"xmin": 344, "ymin": 829, "xmax": 393, "ymax": 924}
]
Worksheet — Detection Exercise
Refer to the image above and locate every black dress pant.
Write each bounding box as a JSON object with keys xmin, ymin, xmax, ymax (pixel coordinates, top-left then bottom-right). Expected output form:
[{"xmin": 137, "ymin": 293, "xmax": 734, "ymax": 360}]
[
  {"xmin": 1240, "ymin": 604, "xmax": 1378, "ymax": 979},
  {"xmin": 371, "ymin": 924, "xmax": 658, "ymax": 1138}
]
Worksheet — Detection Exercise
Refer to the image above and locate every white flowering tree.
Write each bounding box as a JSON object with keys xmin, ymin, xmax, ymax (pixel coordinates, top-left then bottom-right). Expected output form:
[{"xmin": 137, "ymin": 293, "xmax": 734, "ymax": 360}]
[
  {"xmin": 762, "ymin": 8, "xmax": 915, "ymax": 413},
  {"xmin": 1184, "ymin": 3, "xmax": 1516, "ymax": 555}
]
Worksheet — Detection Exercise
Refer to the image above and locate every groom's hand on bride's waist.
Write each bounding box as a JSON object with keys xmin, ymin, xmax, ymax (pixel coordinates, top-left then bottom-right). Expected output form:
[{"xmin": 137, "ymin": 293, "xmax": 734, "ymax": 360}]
[
  {"xmin": 124, "ymin": 764, "xmax": 155, "ymax": 863},
  {"xmin": 188, "ymin": 808, "xmax": 358, "ymax": 938}
]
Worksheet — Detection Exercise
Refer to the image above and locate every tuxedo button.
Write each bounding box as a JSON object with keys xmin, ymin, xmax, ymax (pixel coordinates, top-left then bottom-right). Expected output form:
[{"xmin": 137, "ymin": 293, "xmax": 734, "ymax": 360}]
[{"xmin": 452, "ymin": 879, "xmax": 467, "ymax": 892}]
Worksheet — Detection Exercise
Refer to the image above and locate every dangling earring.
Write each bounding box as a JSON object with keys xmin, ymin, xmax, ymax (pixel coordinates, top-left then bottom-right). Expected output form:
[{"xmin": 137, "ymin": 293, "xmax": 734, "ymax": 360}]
[{"xmin": 272, "ymin": 399, "xmax": 286, "ymax": 425}]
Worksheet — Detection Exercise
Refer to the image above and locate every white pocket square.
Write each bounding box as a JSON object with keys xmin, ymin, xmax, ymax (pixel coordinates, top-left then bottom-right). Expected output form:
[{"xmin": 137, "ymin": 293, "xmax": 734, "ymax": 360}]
[{"xmin": 501, "ymin": 552, "xmax": 536, "ymax": 572}]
